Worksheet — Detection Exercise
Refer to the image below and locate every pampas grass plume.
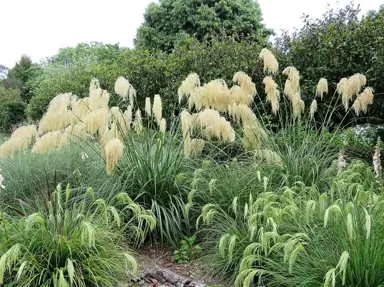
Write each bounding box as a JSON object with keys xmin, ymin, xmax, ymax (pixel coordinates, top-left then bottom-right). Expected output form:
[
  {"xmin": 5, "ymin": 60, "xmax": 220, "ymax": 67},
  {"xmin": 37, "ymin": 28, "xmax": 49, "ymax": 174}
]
[
  {"xmin": 153, "ymin": 94, "xmax": 162, "ymax": 124},
  {"xmin": 259, "ymin": 48, "xmax": 279, "ymax": 74},
  {"xmin": 114, "ymin": 76, "xmax": 130, "ymax": 99},
  {"xmin": 105, "ymin": 138, "xmax": 124, "ymax": 175},
  {"xmin": 178, "ymin": 73, "xmax": 200, "ymax": 103},
  {"xmin": 133, "ymin": 109, "xmax": 143, "ymax": 133},
  {"xmin": 316, "ymin": 78, "xmax": 328, "ymax": 99},
  {"xmin": 310, "ymin": 99, "xmax": 318, "ymax": 119},
  {"xmin": 283, "ymin": 67, "xmax": 300, "ymax": 93},
  {"xmin": 159, "ymin": 118, "xmax": 166, "ymax": 133},
  {"xmin": 263, "ymin": 76, "xmax": 280, "ymax": 115},
  {"xmin": 145, "ymin": 97, "xmax": 152, "ymax": 116}
]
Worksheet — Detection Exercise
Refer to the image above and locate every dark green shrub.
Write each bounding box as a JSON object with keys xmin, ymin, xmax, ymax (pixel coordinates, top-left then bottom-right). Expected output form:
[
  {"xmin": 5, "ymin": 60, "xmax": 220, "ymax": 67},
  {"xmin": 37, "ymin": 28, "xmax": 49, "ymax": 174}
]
[
  {"xmin": 277, "ymin": 4, "xmax": 384, "ymax": 123},
  {"xmin": 26, "ymin": 37, "xmax": 267, "ymax": 121},
  {"xmin": 0, "ymin": 99, "xmax": 26, "ymax": 133}
]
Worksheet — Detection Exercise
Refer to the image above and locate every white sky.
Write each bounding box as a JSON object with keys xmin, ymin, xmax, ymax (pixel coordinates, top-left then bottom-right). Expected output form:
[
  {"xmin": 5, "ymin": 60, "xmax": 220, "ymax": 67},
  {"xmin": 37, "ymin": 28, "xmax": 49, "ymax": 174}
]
[{"xmin": 0, "ymin": 0, "xmax": 381, "ymax": 68}]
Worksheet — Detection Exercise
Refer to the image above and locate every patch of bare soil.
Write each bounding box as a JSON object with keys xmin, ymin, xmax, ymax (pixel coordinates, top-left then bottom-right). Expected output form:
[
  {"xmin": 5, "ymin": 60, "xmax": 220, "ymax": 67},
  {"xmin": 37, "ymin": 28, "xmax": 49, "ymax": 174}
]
[{"xmin": 126, "ymin": 243, "xmax": 225, "ymax": 287}]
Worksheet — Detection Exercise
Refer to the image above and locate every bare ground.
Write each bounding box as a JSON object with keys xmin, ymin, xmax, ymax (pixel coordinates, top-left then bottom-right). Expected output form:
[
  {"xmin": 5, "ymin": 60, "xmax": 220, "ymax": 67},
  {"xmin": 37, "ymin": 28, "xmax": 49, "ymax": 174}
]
[{"xmin": 125, "ymin": 243, "xmax": 225, "ymax": 287}]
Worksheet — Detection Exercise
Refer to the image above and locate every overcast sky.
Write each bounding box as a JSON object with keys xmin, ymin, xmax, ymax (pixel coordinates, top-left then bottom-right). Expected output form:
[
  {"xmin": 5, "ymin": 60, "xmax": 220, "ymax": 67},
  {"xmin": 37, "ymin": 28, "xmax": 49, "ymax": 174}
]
[{"xmin": 0, "ymin": 0, "xmax": 381, "ymax": 68}]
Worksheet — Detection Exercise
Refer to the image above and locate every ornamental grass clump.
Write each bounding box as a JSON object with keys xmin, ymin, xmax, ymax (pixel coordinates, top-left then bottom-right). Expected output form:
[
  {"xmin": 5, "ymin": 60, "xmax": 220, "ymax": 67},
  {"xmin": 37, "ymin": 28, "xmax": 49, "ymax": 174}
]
[
  {"xmin": 0, "ymin": 184, "xmax": 155, "ymax": 286},
  {"xmin": 108, "ymin": 126, "xmax": 192, "ymax": 246},
  {"xmin": 197, "ymin": 161, "xmax": 384, "ymax": 286}
]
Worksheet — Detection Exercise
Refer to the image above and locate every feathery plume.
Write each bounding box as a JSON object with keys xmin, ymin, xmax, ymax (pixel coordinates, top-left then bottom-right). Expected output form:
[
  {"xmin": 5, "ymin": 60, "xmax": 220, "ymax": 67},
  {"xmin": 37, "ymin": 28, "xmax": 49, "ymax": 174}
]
[
  {"xmin": 259, "ymin": 48, "xmax": 279, "ymax": 74},
  {"xmin": 263, "ymin": 76, "xmax": 280, "ymax": 115},
  {"xmin": 10, "ymin": 125, "xmax": 37, "ymax": 148},
  {"xmin": 65, "ymin": 123, "xmax": 90, "ymax": 141},
  {"xmin": 178, "ymin": 73, "xmax": 200, "ymax": 104},
  {"xmin": 152, "ymin": 94, "xmax": 162, "ymax": 124},
  {"xmin": 145, "ymin": 97, "xmax": 152, "ymax": 117},
  {"xmin": 123, "ymin": 105, "xmax": 133, "ymax": 130},
  {"xmin": 190, "ymin": 138, "xmax": 205, "ymax": 156},
  {"xmin": 84, "ymin": 108, "xmax": 109, "ymax": 135},
  {"xmin": 316, "ymin": 78, "xmax": 328, "ymax": 99},
  {"xmin": 373, "ymin": 137, "xmax": 381, "ymax": 179},
  {"xmin": 283, "ymin": 67, "xmax": 300, "ymax": 93},
  {"xmin": 291, "ymin": 93, "xmax": 304, "ymax": 119},
  {"xmin": 352, "ymin": 98, "xmax": 361, "ymax": 116},
  {"xmin": 228, "ymin": 104, "xmax": 257, "ymax": 124},
  {"xmin": 338, "ymin": 78, "xmax": 352, "ymax": 111},
  {"xmin": 0, "ymin": 125, "xmax": 38, "ymax": 158},
  {"xmin": 133, "ymin": 109, "xmax": 143, "ymax": 133},
  {"xmin": 196, "ymin": 109, "xmax": 235, "ymax": 142},
  {"xmin": 159, "ymin": 118, "xmax": 166, "ymax": 133},
  {"xmin": 357, "ymin": 87, "xmax": 374, "ymax": 115},
  {"xmin": 338, "ymin": 150, "xmax": 346, "ymax": 171},
  {"xmin": 284, "ymin": 79, "xmax": 295, "ymax": 99},
  {"xmin": 105, "ymin": 138, "xmax": 124, "ymax": 175},
  {"xmin": 32, "ymin": 131, "xmax": 67, "ymax": 154},
  {"xmin": 114, "ymin": 76, "xmax": 136, "ymax": 106},
  {"xmin": 233, "ymin": 71, "xmax": 257, "ymax": 100},
  {"xmin": 109, "ymin": 106, "xmax": 125, "ymax": 130},
  {"xmin": 188, "ymin": 79, "xmax": 231, "ymax": 112},
  {"xmin": 348, "ymin": 73, "xmax": 366, "ymax": 96},
  {"xmin": 180, "ymin": 110, "xmax": 192, "ymax": 157},
  {"xmin": 38, "ymin": 93, "xmax": 77, "ymax": 134},
  {"xmin": 114, "ymin": 76, "xmax": 130, "ymax": 99},
  {"xmin": 310, "ymin": 99, "xmax": 318, "ymax": 119}
]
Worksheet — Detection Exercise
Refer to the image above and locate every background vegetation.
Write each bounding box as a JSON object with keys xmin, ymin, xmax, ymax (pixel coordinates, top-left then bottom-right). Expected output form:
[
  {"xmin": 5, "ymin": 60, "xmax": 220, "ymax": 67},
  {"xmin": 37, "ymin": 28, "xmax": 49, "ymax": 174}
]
[{"xmin": 0, "ymin": 1, "xmax": 383, "ymax": 286}]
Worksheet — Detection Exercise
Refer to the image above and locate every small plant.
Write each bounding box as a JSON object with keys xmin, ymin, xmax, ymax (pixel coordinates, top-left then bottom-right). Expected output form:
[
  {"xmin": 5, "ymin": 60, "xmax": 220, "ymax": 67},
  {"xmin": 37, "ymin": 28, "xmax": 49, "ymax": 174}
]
[{"xmin": 172, "ymin": 235, "xmax": 201, "ymax": 264}]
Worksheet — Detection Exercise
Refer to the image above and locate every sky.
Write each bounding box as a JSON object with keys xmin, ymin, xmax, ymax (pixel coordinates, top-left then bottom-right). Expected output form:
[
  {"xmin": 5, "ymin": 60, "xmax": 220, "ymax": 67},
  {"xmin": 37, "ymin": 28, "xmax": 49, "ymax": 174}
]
[{"xmin": 0, "ymin": 0, "xmax": 382, "ymax": 68}]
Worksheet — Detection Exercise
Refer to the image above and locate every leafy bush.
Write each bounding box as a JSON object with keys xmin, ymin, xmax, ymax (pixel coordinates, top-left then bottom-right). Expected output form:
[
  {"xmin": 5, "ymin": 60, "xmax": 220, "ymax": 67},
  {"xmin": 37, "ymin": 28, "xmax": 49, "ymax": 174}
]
[
  {"xmin": 26, "ymin": 43, "xmax": 123, "ymax": 120},
  {"xmin": 0, "ymin": 185, "xmax": 155, "ymax": 286},
  {"xmin": 0, "ymin": 100, "xmax": 25, "ymax": 133},
  {"xmin": 0, "ymin": 87, "xmax": 26, "ymax": 133},
  {"xmin": 26, "ymin": 37, "xmax": 267, "ymax": 121},
  {"xmin": 277, "ymin": 4, "xmax": 384, "ymax": 123}
]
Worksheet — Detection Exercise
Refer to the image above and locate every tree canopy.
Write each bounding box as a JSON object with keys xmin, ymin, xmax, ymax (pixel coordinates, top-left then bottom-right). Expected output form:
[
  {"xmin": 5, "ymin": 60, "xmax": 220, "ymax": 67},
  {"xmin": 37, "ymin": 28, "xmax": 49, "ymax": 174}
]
[{"xmin": 135, "ymin": 0, "xmax": 272, "ymax": 51}]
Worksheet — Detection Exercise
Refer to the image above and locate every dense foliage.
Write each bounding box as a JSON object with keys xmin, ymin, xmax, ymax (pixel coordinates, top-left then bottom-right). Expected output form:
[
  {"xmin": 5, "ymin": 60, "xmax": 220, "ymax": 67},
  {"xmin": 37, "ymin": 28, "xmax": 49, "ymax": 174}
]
[
  {"xmin": 1, "ymin": 2, "xmax": 384, "ymax": 285},
  {"xmin": 134, "ymin": 0, "xmax": 271, "ymax": 51},
  {"xmin": 277, "ymin": 4, "xmax": 384, "ymax": 122},
  {"xmin": 26, "ymin": 38, "xmax": 267, "ymax": 121}
]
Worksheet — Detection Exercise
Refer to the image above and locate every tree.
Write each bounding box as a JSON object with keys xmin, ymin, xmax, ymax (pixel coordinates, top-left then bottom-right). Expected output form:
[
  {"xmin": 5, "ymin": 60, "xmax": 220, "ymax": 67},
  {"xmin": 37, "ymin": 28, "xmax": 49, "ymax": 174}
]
[
  {"xmin": 135, "ymin": 0, "xmax": 272, "ymax": 51},
  {"xmin": 2, "ymin": 55, "xmax": 43, "ymax": 103},
  {"xmin": 2, "ymin": 55, "xmax": 32, "ymax": 90}
]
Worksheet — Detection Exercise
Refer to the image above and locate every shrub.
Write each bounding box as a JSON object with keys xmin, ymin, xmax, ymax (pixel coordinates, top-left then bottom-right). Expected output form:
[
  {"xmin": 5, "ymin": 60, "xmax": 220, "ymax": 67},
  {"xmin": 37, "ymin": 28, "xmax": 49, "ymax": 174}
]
[
  {"xmin": 26, "ymin": 37, "xmax": 267, "ymax": 121},
  {"xmin": 0, "ymin": 184, "xmax": 155, "ymax": 286},
  {"xmin": 0, "ymin": 100, "xmax": 26, "ymax": 133},
  {"xmin": 0, "ymin": 87, "xmax": 26, "ymax": 133},
  {"xmin": 277, "ymin": 4, "xmax": 384, "ymax": 123}
]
